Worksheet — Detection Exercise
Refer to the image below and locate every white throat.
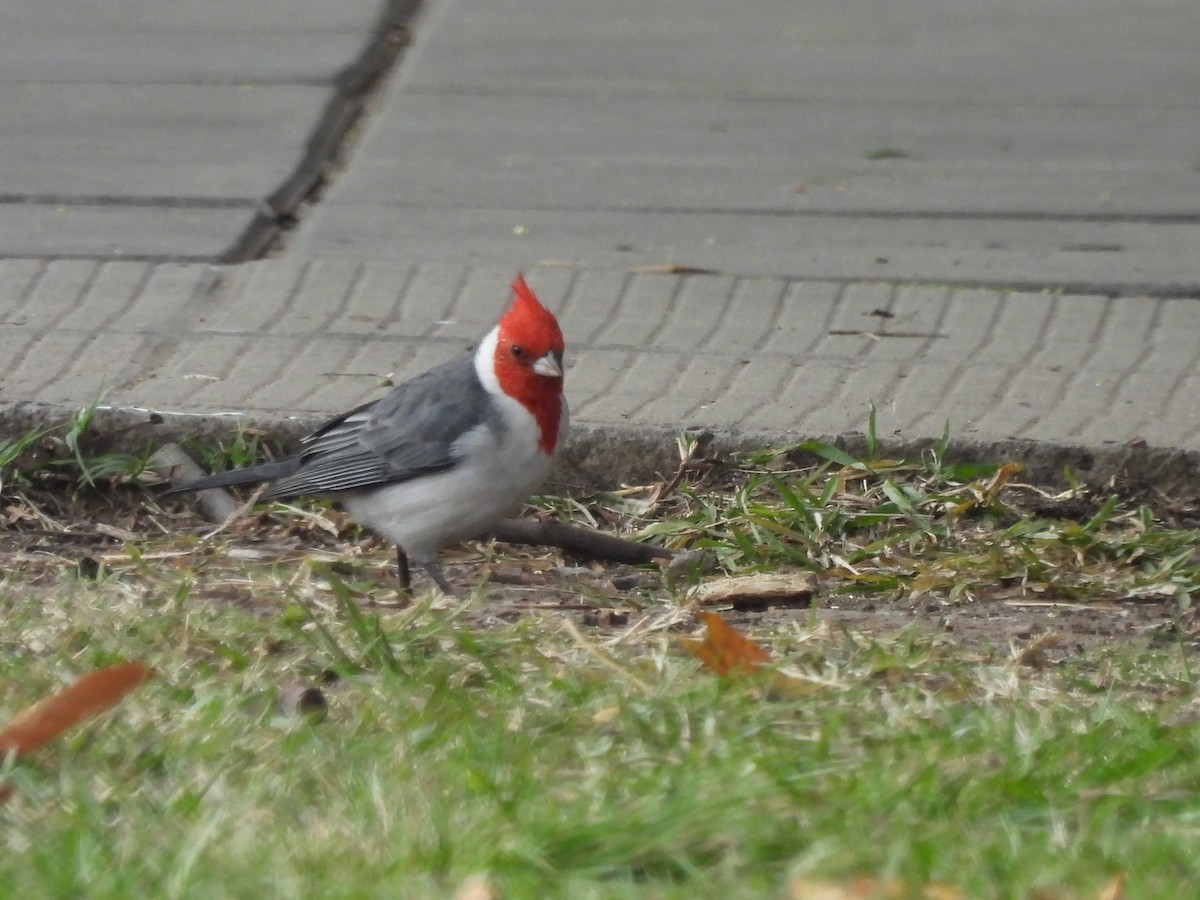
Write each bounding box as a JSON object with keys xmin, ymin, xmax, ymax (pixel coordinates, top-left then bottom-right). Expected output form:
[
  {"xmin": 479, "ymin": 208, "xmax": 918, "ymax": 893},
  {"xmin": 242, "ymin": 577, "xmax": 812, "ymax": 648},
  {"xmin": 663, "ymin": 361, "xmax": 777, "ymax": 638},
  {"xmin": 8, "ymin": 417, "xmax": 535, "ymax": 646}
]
[{"xmin": 473, "ymin": 325, "xmax": 502, "ymax": 396}]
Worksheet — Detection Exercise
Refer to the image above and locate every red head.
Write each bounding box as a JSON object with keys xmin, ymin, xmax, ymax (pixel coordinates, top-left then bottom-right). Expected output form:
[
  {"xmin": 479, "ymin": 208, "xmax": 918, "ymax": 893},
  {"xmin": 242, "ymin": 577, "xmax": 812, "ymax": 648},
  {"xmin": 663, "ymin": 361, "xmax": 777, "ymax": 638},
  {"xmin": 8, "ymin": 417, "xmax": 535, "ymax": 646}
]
[{"xmin": 491, "ymin": 275, "xmax": 565, "ymax": 453}]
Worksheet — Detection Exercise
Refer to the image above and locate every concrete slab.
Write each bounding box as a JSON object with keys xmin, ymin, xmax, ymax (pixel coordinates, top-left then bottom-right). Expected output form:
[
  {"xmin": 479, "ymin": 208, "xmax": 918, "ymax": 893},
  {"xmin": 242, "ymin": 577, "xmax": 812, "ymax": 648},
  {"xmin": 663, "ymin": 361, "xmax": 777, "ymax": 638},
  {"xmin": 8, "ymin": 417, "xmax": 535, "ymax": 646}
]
[
  {"xmin": 0, "ymin": 0, "xmax": 404, "ymax": 261},
  {"xmin": 403, "ymin": 0, "xmax": 1200, "ymax": 102},
  {"xmin": 1, "ymin": 0, "xmax": 384, "ymax": 85},
  {"xmin": 10, "ymin": 2, "xmax": 386, "ymax": 35},
  {"xmin": 0, "ymin": 34, "xmax": 376, "ymax": 86},
  {"xmin": 296, "ymin": 0, "xmax": 1200, "ymax": 292},
  {"xmin": 303, "ymin": 94, "xmax": 1200, "ymax": 217},
  {"xmin": 292, "ymin": 206, "xmax": 1200, "ymax": 294},
  {"xmin": 0, "ymin": 205, "xmax": 255, "ymax": 261},
  {"xmin": 0, "ymin": 85, "xmax": 332, "ymax": 201}
]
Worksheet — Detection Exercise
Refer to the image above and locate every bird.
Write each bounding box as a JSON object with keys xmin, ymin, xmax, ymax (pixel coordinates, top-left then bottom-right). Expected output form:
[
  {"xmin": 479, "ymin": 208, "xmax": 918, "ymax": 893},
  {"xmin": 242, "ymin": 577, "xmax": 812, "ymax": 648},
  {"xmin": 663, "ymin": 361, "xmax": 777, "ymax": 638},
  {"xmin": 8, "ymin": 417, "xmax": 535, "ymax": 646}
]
[{"xmin": 165, "ymin": 275, "xmax": 567, "ymax": 595}]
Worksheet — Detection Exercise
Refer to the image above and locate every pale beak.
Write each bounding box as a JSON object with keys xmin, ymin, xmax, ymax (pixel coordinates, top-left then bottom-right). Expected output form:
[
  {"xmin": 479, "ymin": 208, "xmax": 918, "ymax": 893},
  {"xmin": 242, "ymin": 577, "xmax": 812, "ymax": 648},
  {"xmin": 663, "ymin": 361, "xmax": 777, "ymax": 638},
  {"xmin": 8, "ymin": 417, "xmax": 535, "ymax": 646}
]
[{"xmin": 532, "ymin": 351, "xmax": 563, "ymax": 378}]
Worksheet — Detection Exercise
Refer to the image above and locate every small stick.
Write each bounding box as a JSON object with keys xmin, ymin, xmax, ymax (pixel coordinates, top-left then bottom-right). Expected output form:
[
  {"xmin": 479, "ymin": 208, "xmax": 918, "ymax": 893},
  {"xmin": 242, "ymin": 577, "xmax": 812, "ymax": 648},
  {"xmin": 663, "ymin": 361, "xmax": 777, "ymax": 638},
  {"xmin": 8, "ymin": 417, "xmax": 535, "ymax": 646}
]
[
  {"xmin": 643, "ymin": 431, "xmax": 713, "ymax": 516},
  {"xmin": 489, "ymin": 518, "xmax": 674, "ymax": 565},
  {"xmin": 148, "ymin": 443, "xmax": 240, "ymax": 524}
]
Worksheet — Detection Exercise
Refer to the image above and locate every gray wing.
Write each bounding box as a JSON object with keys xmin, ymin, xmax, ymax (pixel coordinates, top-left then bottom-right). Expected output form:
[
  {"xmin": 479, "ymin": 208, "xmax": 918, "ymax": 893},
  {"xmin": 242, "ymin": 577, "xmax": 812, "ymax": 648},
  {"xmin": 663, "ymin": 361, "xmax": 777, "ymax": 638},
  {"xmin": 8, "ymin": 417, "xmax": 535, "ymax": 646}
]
[{"xmin": 263, "ymin": 355, "xmax": 499, "ymax": 499}]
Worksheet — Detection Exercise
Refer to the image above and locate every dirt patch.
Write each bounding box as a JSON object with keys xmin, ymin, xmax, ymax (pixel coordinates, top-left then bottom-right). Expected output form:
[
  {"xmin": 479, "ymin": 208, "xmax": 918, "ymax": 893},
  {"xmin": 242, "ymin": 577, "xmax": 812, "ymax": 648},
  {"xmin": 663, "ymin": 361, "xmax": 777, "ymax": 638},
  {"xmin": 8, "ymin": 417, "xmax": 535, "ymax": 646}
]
[
  {"xmin": 795, "ymin": 591, "xmax": 1177, "ymax": 655},
  {"xmin": 448, "ymin": 563, "xmax": 1188, "ymax": 662},
  {"xmin": 0, "ymin": 530, "xmax": 1188, "ymax": 661},
  {"xmin": 1, "ymin": 474, "xmax": 1195, "ymax": 662},
  {"xmin": 374, "ymin": 538, "xmax": 1193, "ymax": 666}
]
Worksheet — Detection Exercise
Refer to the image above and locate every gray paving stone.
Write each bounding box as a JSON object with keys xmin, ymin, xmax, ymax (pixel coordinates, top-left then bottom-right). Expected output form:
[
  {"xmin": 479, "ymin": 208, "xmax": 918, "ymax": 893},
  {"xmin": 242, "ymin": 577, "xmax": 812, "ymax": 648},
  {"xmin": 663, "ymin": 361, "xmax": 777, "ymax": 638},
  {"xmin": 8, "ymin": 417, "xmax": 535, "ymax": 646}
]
[
  {"xmin": 314, "ymin": 94, "xmax": 1200, "ymax": 218},
  {"xmin": 292, "ymin": 206, "xmax": 1200, "ymax": 293},
  {"xmin": 296, "ymin": 0, "xmax": 1200, "ymax": 294},
  {"xmin": 0, "ymin": 260, "xmax": 1197, "ymax": 476},
  {"xmin": 0, "ymin": 33, "xmax": 375, "ymax": 86},
  {"xmin": 404, "ymin": 0, "xmax": 1200, "ymax": 103},
  {"xmin": 0, "ymin": 205, "xmax": 254, "ymax": 261},
  {"xmin": 1, "ymin": 85, "xmax": 330, "ymax": 200},
  {"xmin": 759, "ymin": 282, "xmax": 842, "ymax": 357},
  {"xmin": 632, "ymin": 355, "xmax": 734, "ymax": 424},
  {"xmin": 11, "ymin": 2, "xmax": 385, "ymax": 38},
  {"xmin": 1166, "ymin": 376, "xmax": 1200, "ymax": 444},
  {"xmin": 0, "ymin": 0, "xmax": 395, "ymax": 261}
]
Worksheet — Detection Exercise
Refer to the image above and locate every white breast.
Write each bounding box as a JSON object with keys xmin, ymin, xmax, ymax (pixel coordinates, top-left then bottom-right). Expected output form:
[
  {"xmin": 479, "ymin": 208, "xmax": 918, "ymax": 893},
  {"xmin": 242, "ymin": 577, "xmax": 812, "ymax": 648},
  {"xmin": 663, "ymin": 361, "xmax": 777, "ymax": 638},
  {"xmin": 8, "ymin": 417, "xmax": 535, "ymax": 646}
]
[{"xmin": 341, "ymin": 392, "xmax": 561, "ymax": 563}]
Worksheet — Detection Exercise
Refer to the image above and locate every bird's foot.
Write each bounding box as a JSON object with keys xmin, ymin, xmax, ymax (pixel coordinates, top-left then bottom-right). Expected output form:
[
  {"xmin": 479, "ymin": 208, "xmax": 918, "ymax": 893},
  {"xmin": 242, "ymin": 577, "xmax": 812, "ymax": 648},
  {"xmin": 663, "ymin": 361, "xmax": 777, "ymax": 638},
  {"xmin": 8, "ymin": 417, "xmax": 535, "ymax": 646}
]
[{"xmin": 421, "ymin": 561, "xmax": 458, "ymax": 597}]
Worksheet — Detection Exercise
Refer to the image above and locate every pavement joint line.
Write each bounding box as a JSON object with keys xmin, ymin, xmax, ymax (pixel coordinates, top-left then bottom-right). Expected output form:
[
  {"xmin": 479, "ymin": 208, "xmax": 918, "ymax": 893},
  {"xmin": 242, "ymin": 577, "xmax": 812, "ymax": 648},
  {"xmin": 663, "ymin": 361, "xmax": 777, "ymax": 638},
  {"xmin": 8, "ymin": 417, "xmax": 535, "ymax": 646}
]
[
  {"xmin": 4, "ymin": 262, "xmax": 1198, "ymax": 299},
  {"xmin": 224, "ymin": 0, "xmax": 423, "ymax": 263},
  {"xmin": 0, "ymin": 196, "xmax": 261, "ymax": 209},
  {"xmin": 317, "ymin": 199, "xmax": 1200, "ymax": 226},
  {"xmin": 0, "ymin": 253, "xmax": 224, "ymax": 265},
  {"xmin": 399, "ymin": 84, "xmax": 1200, "ymax": 111}
]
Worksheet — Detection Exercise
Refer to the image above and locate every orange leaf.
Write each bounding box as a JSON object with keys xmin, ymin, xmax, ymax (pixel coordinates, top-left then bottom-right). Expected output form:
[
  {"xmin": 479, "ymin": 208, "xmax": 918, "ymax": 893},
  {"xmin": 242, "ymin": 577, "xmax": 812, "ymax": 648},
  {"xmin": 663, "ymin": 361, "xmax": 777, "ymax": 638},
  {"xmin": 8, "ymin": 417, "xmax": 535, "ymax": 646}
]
[
  {"xmin": 680, "ymin": 612, "xmax": 773, "ymax": 676},
  {"xmin": 982, "ymin": 461, "xmax": 1023, "ymax": 504},
  {"xmin": 0, "ymin": 662, "xmax": 152, "ymax": 756}
]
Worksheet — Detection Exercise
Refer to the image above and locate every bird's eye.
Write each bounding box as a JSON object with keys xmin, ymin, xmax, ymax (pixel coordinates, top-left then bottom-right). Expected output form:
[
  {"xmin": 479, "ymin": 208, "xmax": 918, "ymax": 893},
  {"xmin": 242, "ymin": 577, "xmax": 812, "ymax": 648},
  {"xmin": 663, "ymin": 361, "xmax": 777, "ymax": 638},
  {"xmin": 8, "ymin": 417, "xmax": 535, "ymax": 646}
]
[{"xmin": 510, "ymin": 345, "xmax": 525, "ymax": 359}]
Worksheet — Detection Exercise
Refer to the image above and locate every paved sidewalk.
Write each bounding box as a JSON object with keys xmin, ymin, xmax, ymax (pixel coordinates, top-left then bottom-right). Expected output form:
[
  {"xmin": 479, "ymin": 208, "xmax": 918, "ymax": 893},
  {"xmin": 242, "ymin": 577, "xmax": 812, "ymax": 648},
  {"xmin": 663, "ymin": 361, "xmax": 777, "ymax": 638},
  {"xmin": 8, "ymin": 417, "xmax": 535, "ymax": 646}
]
[
  {"xmin": 2, "ymin": 0, "xmax": 1199, "ymax": 490},
  {"xmin": 295, "ymin": 0, "xmax": 1200, "ymax": 294},
  {"xmin": 0, "ymin": 0, "xmax": 409, "ymax": 261}
]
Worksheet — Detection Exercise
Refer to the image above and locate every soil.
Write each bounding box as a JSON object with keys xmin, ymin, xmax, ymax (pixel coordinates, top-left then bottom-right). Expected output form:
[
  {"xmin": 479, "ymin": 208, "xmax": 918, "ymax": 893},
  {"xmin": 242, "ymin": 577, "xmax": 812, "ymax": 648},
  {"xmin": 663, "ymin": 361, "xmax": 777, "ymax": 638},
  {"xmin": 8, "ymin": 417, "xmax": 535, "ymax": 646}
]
[
  {"xmin": 456, "ymin": 563, "xmax": 1188, "ymax": 663},
  {"xmin": 1, "ymin": 477, "xmax": 1194, "ymax": 662},
  {"xmin": 782, "ymin": 591, "xmax": 1180, "ymax": 656}
]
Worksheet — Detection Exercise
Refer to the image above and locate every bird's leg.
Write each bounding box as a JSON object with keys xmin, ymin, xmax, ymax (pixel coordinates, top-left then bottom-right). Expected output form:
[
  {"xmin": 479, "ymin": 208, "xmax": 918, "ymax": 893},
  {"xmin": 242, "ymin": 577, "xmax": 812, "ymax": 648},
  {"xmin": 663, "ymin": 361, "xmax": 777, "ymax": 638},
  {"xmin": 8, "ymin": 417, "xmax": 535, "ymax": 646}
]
[
  {"xmin": 395, "ymin": 546, "xmax": 412, "ymax": 592},
  {"xmin": 420, "ymin": 560, "xmax": 458, "ymax": 597}
]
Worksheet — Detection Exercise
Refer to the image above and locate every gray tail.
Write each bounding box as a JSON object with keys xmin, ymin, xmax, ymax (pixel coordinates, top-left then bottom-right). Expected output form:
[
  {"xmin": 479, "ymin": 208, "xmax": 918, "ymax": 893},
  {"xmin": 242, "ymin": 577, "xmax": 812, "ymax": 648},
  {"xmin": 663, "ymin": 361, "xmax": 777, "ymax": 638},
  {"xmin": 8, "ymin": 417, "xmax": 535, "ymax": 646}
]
[{"xmin": 162, "ymin": 458, "xmax": 301, "ymax": 495}]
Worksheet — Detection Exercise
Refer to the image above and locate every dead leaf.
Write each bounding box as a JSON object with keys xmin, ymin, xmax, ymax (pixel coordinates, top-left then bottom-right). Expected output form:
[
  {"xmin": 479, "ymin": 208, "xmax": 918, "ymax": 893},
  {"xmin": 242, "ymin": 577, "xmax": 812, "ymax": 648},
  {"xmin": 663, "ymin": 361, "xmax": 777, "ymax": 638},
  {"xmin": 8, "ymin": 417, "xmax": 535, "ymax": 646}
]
[
  {"xmin": 535, "ymin": 259, "xmax": 586, "ymax": 268},
  {"xmin": 1096, "ymin": 872, "xmax": 1125, "ymax": 900},
  {"xmin": 788, "ymin": 878, "xmax": 865, "ymax": 900},
  {"xmin": 951, "ymin": 462, "xmax": 1024, "ymax": 515},
  {"xmin": 452, "ymin": 873, "xmax": 499, "ymax": 900},
  {"xmin": 788, "ymin": 876, "xmax": 963, "ymax": 900},
  {"xmin": 592, "ymin": 705, "xmax": 620, "ymax": 726},
  {"xmin": 693, "ymin": 572, "xmax": 816, "ymax": 610},
  {"xmin": 789, "ymin": 877, "xmax": 908, "ymax": 899},
  {"xmin": 0, "ymin": 662, "xmax": 152, "ymax": 756},
  {"xmin": 680, "ymin": 613, "xmax": 824, "ymax": 698},
  {"xmin": 680, "ymin": 612, "xmax": 772, "ymax": 676},
  {"xmin": 982, "ymin": 462, "xmax": 1023, "ymax": 505},
  {"xmin": 0, "ymin": 662, "xmax": 151, "ymax": 806}
]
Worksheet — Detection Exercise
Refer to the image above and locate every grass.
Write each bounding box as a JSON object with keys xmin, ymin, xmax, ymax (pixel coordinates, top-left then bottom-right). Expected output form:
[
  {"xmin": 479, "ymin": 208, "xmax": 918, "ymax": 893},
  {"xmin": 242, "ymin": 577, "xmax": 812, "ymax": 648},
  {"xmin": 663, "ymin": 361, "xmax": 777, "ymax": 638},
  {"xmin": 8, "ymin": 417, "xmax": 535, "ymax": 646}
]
[
  {"xmin": 3, "ymin": 417, "xmax": 1200, "ymax": 898},
  {"xmin": 4, "ymin": 588, "xmax": 1198, "ymax": 898},
  {"xmin": 569, "ymin": 431, "xmax": 1200, "ymax": 611}
]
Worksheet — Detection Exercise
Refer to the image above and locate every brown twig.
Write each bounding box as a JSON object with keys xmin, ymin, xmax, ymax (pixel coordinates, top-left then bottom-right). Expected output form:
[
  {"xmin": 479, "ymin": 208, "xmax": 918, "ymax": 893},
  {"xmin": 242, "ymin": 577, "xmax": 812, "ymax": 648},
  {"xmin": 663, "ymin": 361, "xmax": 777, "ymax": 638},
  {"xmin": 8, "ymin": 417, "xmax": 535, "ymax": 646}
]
[
  {"xmin": 643, "ymin": 431, "xmax": 714, "ymax": 516},
  {"xmin": 489, "ymin": 519, "xmax": 673, "ymax": 564}
]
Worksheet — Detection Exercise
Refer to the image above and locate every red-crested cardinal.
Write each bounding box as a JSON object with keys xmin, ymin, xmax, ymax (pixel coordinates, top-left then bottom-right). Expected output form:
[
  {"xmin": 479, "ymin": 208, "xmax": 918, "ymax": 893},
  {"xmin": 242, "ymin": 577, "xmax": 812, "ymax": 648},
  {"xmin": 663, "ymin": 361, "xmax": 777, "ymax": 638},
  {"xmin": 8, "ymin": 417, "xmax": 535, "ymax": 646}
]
[{"xmin": 166, "ymin": 275, "xmax": 567, "ymax": 594}]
